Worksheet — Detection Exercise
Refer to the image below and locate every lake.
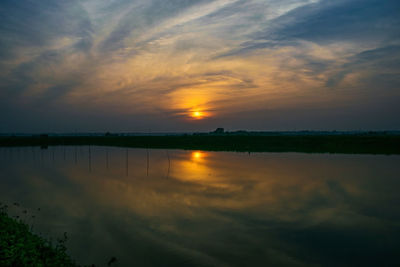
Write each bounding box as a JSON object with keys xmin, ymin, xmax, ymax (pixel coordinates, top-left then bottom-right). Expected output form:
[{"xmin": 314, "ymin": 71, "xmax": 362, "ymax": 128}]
[{"xmin": 1, "ymin": 146, "xmax": 399, "ymax": 266}]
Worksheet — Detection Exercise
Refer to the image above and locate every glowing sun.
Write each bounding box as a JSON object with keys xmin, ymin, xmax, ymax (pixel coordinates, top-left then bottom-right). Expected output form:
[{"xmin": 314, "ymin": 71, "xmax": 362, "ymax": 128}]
[{"xmin": 191, "ymin": 111, "xmax": 204, "ymax": 119}]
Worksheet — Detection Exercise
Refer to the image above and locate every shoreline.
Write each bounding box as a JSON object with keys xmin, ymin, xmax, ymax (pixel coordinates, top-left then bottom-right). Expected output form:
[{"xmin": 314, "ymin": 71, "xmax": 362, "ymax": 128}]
[
  {"xmin": 0, "ymin": 206, "xmax": 78, "ymax": 266},
  {"xmin": 1, "ymin": 134, "xmax": 399, "ymax": 155}
]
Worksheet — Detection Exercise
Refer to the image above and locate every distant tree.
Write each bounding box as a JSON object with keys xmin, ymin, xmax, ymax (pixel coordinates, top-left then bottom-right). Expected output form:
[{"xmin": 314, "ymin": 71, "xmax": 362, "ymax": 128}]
[{"xmin": 213, "ymin": 128, "xmax": 225, "ymax": 134}]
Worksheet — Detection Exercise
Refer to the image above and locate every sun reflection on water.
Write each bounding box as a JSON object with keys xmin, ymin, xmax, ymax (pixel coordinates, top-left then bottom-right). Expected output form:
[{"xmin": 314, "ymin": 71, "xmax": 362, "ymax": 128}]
[{"xmin": 191, "ymin": 151, "xmax": 205, "ymax": 161}]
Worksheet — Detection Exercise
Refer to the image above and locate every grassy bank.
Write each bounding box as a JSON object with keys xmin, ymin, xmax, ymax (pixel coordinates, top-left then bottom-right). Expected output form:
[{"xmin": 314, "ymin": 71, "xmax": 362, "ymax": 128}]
[
  {"xmin": 1, "ymin": 134, "xmax": 400, "ymax": 154},
  {"xmin": 0, "ymin": 205, "xmax": 78, "ymax": 267}
]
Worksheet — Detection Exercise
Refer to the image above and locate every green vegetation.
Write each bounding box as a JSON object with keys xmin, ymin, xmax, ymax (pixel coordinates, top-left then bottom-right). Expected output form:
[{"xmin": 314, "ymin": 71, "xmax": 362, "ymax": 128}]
[
  {"xmin": 0, "ymin": 204, "xmax": 78, "ymax": 267},
  {"xmin": 1, "ymin": 133, "xmax": 400, "ymax": 154}
]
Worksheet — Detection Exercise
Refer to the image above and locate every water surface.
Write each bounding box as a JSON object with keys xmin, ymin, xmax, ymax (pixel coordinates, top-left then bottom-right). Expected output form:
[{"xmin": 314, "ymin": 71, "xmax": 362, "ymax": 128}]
[{"xmin": 1, "ymin": 147, "xmax": 399, "ymax": 266}]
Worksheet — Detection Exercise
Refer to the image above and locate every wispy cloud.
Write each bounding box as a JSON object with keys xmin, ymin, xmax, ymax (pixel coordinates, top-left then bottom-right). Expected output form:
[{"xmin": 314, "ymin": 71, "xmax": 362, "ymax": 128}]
[{"xmin": 0, "ymin": 0, "xmax": 399, "ymax": 132}]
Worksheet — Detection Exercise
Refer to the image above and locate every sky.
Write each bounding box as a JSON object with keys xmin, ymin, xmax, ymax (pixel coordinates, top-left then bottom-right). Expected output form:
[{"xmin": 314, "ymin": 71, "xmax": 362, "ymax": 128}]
[{"xmin": 0, "ymin": 0, "xmax": 399, "ymax": 133}]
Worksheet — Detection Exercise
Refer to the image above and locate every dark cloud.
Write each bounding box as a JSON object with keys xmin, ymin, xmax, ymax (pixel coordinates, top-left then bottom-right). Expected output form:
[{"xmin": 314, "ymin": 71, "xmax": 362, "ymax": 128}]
[
  {"xmin": 0, "ymin": 0, "xmax": 93, "ymax": 98},
  {"xmin": 327, "ymin": 45, "xmax": 400, "ymax": 88},
  {"xmin": 230, "ymin": 0, "xmax": 400, "ymax": 54},
  {"xmin": 0, "ymin": 1, "xmax": 92, "ymax": 53},
  {"xmin": 275, "ymin": 0, "xmax": 400, "ymax": 44}
]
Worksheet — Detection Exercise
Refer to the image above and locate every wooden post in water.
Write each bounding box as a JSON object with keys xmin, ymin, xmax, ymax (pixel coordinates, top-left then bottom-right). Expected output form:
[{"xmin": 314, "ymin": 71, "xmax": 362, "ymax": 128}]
[
  {"xmin": 146, "ymin": 149, "xmax": 149, "ymax": 177},
  {"xmin": 166, "ymin": 150, "xmax": 171, "ymax": 179},
  {"xmin": 74, "ymin": 146, "xmax": 77, "ymax": 164},
  {"xmin": 126, "ymin": 148, "xmax": 129, "ymax": 176},
  {"xmin": 106, "ymin": 148, "xmax": 109, "ymax": 170},
  {"xmin": 88, "ymin": 145, "xmax": 91, "ymax": 172}
]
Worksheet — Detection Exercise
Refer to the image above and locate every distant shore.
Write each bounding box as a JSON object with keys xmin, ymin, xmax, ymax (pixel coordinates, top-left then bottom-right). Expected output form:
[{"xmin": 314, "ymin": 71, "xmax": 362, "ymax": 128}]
[{"xmin": 1, "ymin": 132, "xmax": 400, "ymax": 154}]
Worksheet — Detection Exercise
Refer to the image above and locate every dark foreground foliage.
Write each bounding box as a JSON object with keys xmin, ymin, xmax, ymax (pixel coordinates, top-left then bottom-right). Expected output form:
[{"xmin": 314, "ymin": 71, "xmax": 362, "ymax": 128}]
[{"xmin": 0, "ymin": 204, "xmax": 78, "ymax": 267}]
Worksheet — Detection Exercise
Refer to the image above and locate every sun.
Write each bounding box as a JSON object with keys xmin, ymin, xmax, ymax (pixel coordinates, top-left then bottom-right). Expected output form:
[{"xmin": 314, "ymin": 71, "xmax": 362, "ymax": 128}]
[{"xmin": 191, "ymin": 111, "xmax": 204, "ymax": 119}]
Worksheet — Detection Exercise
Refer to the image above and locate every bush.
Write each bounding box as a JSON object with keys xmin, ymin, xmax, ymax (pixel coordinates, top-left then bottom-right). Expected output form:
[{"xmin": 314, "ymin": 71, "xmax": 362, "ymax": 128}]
[{"xmin": 0, "ymin": 203, "xmax": 78, "ymax": 267}]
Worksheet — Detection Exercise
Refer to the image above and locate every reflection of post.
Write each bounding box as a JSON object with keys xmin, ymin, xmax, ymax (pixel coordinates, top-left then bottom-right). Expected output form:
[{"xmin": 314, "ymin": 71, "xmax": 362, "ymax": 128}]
[
  {"xmin": 63, "ymin": 147, "xmax": 66, "ymax": 160},
  {"xmin": 32, "ymin": 147, "xmax": 35, "ymax": 162},
  {"xmin": 146, "ymin": 149, "xmax": 149, "ymax": 177},
  {"xmin": 166, "ymin": 150, "xmax": 170, "ymax": 179},
  {"xmin": 88, "ymin": 146, "xmax": 91, "ymax": 172},
  {"xmin": 52, "ymin": 147, "xmax": 55, "ymax": 163},
  {"xmin": 126, "ymin": 148, "xmax": 129, "ymax": 176}
]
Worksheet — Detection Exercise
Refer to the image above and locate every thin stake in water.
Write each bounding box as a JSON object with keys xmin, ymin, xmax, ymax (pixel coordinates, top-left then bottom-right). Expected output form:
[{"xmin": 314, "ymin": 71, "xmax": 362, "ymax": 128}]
[
  {"xmin": 126, "ymin": 148, "xmax": 129, "ymax": 176},
  {"xmin": 88, "ymin": 146, "xmax": 91, "ymax": 172}
]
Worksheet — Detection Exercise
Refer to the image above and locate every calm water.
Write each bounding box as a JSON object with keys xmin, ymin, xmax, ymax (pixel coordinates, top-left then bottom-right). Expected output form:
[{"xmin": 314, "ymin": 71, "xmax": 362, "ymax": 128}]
[{"xmin": 1, "ymin": 146, "xmax": 399, "ymax": 266}]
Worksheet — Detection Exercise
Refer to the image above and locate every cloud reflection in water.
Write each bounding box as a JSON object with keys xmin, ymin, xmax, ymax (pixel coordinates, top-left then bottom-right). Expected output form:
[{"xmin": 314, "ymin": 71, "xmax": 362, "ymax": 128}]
[{"xmin": 0, "ymin": 147, "xmax": 399, "ymax": 266}]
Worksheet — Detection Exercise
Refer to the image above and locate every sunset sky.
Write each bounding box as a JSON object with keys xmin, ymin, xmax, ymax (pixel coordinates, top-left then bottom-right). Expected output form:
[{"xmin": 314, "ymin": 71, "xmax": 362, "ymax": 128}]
[{"xmin": 1, "ymin": 0, "xmax": 399, "ymax": 132}]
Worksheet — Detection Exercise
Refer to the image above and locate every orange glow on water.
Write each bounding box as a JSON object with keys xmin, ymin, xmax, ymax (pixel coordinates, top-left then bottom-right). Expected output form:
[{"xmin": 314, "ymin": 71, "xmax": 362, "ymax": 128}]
[
  {"xmin": 190, "ymin": 151, "xmax": 208, "ymax": 163},
  {"xmin": 192, "ymin": 151, "xmax": 204, "ymax": 160}
]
